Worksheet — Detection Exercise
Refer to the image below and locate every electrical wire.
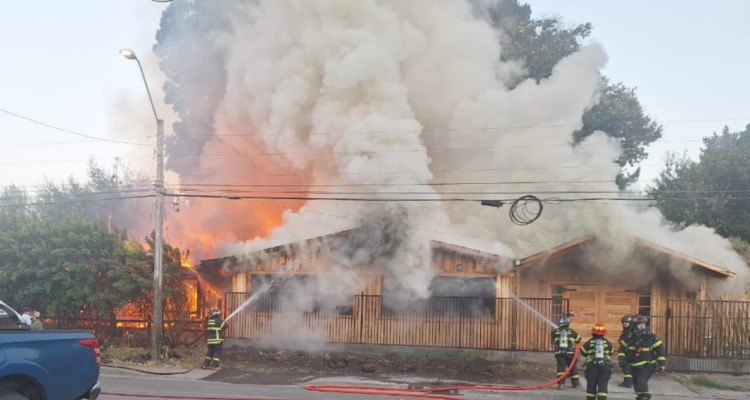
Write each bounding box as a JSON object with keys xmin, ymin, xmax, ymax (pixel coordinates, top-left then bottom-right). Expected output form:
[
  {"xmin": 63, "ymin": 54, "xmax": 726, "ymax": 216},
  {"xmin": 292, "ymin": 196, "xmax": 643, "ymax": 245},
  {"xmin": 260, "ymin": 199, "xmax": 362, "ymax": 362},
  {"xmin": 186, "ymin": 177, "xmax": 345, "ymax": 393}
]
[
  {"xmin": 131, "ymin": 164, "xmax": 646, "ymax": 179},
  {"xmin": 185, "ymin": 116, "xmax": 750, "ymax": 137},
  {"xmin": 162, "ymin": 188, "xmax": 750, "ymax": 196},
  {"xmin": 509, "ymin": 195, "xmax": 546, "ymax": 226},
  {"xmin": 248, "ymin": 199, "xmax": 723, "ymax": 266},
  {"xmin": 0, "ymin": 194, "xmax": 156, "ymax": 208},
  {"xmin": 0, "ymin": 107, "xmax": 154, "ymax": 149}
]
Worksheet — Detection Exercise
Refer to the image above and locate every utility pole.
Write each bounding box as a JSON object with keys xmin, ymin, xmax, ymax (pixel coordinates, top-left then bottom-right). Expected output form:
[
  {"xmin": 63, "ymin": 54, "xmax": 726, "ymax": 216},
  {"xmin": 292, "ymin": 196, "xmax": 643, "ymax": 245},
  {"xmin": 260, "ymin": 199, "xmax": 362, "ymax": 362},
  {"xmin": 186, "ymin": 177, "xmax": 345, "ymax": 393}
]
[
  {"xmin": 120, "ymin": 48, "xmax": 165, "ymax": 363},
  {"xmin": 153, "ymin": 118, "xmax": 164, "ymax": 362}
]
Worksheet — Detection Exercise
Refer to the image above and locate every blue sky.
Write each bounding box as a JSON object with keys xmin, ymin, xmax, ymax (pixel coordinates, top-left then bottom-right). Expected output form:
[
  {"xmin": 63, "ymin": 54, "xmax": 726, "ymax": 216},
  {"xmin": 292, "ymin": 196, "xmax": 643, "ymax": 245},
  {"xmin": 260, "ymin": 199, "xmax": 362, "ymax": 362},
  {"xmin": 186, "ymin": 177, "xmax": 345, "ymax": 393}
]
[{"xmin": 1, "ymin": 1, "xmax": 748, "ymax": 189}]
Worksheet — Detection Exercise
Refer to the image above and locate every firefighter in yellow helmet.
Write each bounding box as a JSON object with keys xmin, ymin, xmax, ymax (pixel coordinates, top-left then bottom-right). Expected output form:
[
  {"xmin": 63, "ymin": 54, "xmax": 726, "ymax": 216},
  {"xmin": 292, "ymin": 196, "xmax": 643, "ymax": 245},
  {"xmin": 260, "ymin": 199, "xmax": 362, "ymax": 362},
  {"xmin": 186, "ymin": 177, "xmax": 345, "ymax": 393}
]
[
  {"xmin": 580, "ymin": 324, "xmax": 616, "ymax": 399},
  {"xmin": 551, "ymin": 316, "xmax": 582, "ymax": 389},
  {"xmin": 202, "ymin": 309, "xmax": 228, "ymax": 370}
]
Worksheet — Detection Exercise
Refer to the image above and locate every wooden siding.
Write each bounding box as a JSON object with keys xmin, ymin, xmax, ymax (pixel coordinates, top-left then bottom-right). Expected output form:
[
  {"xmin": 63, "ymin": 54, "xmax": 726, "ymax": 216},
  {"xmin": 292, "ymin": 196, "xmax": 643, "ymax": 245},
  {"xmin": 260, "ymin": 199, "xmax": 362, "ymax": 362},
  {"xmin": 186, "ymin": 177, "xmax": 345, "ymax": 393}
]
[
  {"xmin": 225, "ymin": 293, "xmax": 559, "ymax": 351},
  {"xmin": 223, "ymin": 234, "xmax": 731, "ymax": 354}
]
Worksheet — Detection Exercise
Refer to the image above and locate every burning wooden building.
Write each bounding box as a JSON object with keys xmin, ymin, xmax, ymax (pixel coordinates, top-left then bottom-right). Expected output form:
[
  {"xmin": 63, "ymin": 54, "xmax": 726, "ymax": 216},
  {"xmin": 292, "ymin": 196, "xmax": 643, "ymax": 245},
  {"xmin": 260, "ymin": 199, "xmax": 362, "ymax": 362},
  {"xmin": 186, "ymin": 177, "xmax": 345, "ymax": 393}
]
[{"xmin": 198, "ymin": 228, "xmax": 738, "ymax": 356}]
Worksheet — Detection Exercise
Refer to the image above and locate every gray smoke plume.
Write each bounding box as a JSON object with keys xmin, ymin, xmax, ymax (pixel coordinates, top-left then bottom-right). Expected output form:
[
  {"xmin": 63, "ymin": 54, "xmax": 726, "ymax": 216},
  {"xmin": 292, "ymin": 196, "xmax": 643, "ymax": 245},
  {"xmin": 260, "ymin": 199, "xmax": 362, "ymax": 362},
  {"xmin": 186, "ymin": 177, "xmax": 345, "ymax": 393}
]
[{"xmin": 151, "ymin": 0, "xmax": 747, "ymax": 301}]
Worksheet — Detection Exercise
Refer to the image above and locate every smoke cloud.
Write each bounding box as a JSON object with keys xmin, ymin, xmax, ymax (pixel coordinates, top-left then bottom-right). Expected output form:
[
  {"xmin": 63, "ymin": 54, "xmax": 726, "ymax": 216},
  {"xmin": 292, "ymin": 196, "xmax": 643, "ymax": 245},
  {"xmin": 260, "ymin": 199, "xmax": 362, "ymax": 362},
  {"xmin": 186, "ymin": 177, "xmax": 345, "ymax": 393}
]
[{"xmin": 150, "ymin": 0, "xmax": 747, "ymax": 303}]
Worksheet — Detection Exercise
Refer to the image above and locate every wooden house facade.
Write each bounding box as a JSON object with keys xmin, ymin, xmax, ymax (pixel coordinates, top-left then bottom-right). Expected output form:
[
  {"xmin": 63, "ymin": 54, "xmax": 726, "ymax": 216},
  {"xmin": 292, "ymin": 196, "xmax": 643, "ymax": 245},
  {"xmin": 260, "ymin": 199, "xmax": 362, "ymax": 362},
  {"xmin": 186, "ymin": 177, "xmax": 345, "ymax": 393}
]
[{"xmin": 200, "ymin": 230, "xmax": 737, "ymax": 354}]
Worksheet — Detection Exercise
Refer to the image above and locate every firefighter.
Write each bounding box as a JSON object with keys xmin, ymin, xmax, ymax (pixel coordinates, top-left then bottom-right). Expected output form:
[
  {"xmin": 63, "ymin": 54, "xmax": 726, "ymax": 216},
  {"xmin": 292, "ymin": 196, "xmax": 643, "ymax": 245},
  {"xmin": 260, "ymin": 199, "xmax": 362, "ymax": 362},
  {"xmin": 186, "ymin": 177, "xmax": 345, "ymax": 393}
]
[
  {"xmin": 580, "ymin": 324, "xmax": 615, "ymax": 399},
  {"xmin": 618, "ymin": 315, "xmax": 666, "ymax": 400},
  {"xmin": 203, "ymin": 309, "xmax": 228, "ymax": 370},
  {"xmin": 551, "ymin": 316, "xmax": 582, "ymax": 389},
  {"xmin": 618, "ymin": 314, "xmax": 635, "ymax": 388}
]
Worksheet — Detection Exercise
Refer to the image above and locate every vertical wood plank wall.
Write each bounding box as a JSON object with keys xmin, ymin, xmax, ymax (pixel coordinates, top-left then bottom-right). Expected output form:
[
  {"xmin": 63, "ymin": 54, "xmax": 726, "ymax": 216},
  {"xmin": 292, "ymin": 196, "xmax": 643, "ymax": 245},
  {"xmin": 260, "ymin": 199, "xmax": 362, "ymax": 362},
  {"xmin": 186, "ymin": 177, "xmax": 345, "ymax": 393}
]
[{"xmin": 222, "ymin": 240, "xmax": 722, "ymax": 353}]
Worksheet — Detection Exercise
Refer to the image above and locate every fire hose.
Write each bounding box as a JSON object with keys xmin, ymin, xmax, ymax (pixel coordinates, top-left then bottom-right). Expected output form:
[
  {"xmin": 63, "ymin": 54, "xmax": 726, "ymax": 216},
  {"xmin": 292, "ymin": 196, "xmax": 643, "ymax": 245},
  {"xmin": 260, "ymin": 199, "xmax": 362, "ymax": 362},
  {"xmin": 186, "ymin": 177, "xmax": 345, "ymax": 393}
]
[{"xmin": 103, "ymin": 345, "xmax": 580, "ymax": 400}]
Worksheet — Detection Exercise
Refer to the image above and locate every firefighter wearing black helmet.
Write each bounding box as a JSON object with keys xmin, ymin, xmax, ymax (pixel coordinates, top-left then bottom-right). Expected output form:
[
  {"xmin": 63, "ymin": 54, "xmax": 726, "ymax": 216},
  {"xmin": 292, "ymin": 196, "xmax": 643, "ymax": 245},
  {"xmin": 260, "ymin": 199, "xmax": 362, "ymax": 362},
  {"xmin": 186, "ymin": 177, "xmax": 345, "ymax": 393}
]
[
  {"xmin": 618, "ymin": 315, "xmax": 666, "ymax": 400},
  {"xmin": 618, "ymin": 314, "xmax": 635, "ymax": 388},
  {"xmin": 203, "ymin": 309, "xmax": 228, "ymax": 370},
  {"xmin": 551, "ymin": 316, "xmax": 582, "ymax": 389}
]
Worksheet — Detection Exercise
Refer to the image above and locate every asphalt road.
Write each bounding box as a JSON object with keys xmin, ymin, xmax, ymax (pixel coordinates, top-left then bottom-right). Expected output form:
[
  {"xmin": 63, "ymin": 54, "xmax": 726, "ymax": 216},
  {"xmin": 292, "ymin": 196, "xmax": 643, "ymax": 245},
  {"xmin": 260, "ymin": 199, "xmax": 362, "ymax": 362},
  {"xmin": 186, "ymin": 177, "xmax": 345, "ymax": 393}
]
[{"xmin": 98, "ymin": 376, "xmax": 710, "ymax": 400}]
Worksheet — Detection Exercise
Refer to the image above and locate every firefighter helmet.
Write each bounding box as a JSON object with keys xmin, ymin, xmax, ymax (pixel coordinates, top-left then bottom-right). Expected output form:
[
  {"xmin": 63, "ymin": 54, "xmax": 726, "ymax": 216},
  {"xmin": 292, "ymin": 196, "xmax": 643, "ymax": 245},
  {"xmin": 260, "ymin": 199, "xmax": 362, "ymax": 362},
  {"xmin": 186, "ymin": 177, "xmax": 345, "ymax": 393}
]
[
  {"xmin": 592, "ymin": 324, "xmax": 606, "ymax": 336},
  {"xmin": 621, "ymin": 314, "xmax": 633, "ymax": 323},
  {"xmin": 209, "ymin": 309, "xmax": 221, "ymax": 317},
  {"xmin": 633, "ymin": 314, "xmax": 648, "ymax": 332},
  {"xmin": 558, "ymin": 316, "xmax": 570, "ymax": 328}
]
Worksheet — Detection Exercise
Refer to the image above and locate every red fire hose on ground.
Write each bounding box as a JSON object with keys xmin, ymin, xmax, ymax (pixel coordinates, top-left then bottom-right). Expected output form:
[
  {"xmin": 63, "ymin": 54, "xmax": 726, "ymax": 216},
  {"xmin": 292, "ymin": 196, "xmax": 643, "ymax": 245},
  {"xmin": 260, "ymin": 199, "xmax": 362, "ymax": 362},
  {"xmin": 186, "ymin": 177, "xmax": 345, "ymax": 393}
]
[
  {"xmin": 102, "ymin": 345, "xmax": 580, "ymax": 400},
  {"xmin": 304, "ymin": 344, "xmax": 581, "ymax": 400}
]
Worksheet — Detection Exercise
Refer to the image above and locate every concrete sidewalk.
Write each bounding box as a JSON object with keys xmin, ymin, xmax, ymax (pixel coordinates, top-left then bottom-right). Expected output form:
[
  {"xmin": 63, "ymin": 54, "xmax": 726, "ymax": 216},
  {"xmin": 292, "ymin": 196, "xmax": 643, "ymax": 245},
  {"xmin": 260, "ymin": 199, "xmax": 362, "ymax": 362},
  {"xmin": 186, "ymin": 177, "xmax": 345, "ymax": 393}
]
[
  {"xmin": 303, "ymin": 371, "xmax": 699, "ymax": 399},
  {"xmin": 99, "ymin": 366, "xmax": 706, "ymax": 399}
]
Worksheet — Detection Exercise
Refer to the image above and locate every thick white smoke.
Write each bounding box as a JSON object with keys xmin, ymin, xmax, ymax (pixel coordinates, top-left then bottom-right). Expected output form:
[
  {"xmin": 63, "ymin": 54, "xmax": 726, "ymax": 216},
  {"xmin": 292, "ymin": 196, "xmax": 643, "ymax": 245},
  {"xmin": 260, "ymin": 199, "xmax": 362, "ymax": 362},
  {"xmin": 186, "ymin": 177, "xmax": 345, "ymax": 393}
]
[{"xmin": 179, "ymin": 0, "xmax": 746, "ymax": 297}]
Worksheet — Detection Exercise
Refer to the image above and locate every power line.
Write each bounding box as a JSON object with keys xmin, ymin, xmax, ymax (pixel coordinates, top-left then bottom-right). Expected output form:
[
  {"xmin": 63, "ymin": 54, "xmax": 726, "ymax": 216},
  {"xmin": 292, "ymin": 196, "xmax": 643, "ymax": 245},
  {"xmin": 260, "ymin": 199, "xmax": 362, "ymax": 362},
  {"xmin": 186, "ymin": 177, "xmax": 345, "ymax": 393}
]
[
  {"xmin": 0, "ymin": 194, "xmax": 156, "ymax": 209},
  {"xmin": 246, "ymin": 199, "xmax": 732, "ymax": 266},
  {"xmin": 165, "ymin": 188, "xmax": 750, "ymax": 196},
  {"xmin": 0, "ymin": 107, "xmax": 154, "ymax": 149},
  {"xmin": 0, "ymin": 137, "xmax": 711, "ymax": 158},
  {"xmin": 165, "ymin": 192, "xmax": 750, "ymax": 203},
  {"xmin": 170, "ymin": 179, "xmax": 619, "ymax": 188},
  {"xmin": 184, "ymin": 117, "xmax": 750, "ymax": 137},
  {"xmin": 138, "ymin": 164, "xmax": 647, "ymax": 179}
]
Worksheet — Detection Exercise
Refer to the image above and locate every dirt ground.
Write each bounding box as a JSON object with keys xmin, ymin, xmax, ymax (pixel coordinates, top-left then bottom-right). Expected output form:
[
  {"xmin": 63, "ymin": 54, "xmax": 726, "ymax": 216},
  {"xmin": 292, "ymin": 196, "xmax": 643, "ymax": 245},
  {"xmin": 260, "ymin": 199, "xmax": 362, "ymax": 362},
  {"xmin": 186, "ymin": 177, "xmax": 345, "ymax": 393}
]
[{"xmin": 203, "ymin": 346, "xmax": 557, "ymax": 386}]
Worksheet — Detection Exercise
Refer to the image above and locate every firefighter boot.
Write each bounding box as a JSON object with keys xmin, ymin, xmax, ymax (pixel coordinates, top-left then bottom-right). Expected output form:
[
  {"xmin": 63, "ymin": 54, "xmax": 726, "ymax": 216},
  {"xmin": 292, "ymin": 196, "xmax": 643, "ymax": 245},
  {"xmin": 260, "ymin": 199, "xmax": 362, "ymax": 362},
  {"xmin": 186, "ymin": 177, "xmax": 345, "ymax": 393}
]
[
  {"xmin": 571, "ymin": 378, "xmax": 581, "ymax": 389},
  {"xmin": 551, "ymin": 383, "xmax": 563, "ymax": 390},
  {"xmin": 618, "ymin": 376, "xmax": 633, "ymax": 388}
]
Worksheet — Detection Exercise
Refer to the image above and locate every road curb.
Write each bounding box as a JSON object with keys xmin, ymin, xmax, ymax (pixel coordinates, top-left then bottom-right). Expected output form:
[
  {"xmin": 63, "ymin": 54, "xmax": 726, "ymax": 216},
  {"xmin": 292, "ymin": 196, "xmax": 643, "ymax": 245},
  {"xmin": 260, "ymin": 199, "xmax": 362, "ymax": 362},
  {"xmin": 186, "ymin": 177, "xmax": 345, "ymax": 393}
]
[{"xmin": 101, "ymin": 366, "xmax": 216, "ymax": 380}]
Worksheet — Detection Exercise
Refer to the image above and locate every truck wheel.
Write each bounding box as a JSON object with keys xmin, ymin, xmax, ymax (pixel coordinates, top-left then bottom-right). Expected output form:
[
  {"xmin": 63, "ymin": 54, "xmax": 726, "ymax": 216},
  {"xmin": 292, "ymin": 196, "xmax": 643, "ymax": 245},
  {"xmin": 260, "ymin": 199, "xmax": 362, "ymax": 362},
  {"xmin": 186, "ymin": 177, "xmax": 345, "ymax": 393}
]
[{"xmin": 0, "ymin": 390, "xmax": 31, "ymax": 400}]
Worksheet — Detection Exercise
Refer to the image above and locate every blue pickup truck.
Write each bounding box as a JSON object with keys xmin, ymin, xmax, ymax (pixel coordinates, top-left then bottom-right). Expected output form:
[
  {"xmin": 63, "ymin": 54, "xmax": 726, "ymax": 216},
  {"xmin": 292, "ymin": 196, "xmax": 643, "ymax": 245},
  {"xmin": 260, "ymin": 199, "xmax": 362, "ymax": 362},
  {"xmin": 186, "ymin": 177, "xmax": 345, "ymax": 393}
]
[{"xmin": 0, "ymin": 300, "xmax": 101, "ymax": 400}]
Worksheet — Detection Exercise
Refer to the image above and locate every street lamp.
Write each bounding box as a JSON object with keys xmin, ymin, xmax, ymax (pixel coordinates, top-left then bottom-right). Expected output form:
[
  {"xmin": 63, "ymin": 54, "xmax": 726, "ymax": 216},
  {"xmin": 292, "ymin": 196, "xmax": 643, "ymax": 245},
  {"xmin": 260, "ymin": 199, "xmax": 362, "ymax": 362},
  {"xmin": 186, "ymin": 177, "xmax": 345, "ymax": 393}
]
[{"xmin": 120, "ymin": 48, "xmax": 165, "ymax": 363}]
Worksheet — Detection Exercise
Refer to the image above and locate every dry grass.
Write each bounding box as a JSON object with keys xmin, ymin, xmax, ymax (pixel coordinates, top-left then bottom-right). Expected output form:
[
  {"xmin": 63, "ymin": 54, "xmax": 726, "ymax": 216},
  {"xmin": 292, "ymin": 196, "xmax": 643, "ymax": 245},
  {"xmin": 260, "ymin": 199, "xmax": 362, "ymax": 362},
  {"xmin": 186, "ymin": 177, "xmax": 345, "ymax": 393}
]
[{"xmin": 101, "ymin": 346, "xmax": 203, "ymax": 367}]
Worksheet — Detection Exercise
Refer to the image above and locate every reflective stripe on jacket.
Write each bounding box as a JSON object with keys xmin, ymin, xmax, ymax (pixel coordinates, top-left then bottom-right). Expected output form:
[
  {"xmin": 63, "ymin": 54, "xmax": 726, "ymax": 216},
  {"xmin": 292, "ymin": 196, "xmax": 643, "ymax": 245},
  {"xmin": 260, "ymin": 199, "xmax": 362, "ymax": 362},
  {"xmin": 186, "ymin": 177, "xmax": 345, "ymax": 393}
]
[
  {"xmin": 618, "ymin": 330, "xmax": 666, "ymax": 367},
  {"xmin": 206, "ymin": 317, "xmax": 227, "ymax": 344}
]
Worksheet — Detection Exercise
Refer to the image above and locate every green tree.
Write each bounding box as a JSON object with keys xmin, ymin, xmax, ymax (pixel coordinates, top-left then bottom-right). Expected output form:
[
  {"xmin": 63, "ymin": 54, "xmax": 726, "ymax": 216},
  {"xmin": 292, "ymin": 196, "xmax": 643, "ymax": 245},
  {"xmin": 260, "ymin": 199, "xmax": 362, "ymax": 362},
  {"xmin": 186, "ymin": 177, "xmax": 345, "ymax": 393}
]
[
  {"xmin": 573, "ymin": 78, "xmax": 664, "ymax": 188},
  {"xmin": 0, "ymin": 161, "xmax": 193, "ymax": 344},
  {"xmin": 647, "ymin": 124, "xmax": 750, "ymax": 241},
  {"xmin": 476, "ymin": 0, "xmax": 662, "ymax": 188}
]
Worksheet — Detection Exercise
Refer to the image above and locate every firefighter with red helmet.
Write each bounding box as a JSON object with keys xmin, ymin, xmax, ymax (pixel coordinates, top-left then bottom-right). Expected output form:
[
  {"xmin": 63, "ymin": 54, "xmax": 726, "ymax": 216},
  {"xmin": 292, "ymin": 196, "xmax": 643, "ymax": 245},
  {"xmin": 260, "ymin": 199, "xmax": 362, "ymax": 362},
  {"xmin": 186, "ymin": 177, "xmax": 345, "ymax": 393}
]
[
  {"xmin": 202, "ymin": 309, "xmax": 228, "ymax": 370},
  {"xmin": 551, "ymin": 316, "xmax": 582, "ymax": 389},
  {"xmin": 618, "ymin": 315, "xmax": 666, "ymax": 400},
  {"xmin": 580, "ymin": 324, "xmax": 616, "ymax": 399},
  {"xmin": 618, "ymin": 314, "xmax": 635, "ymax": 388}
]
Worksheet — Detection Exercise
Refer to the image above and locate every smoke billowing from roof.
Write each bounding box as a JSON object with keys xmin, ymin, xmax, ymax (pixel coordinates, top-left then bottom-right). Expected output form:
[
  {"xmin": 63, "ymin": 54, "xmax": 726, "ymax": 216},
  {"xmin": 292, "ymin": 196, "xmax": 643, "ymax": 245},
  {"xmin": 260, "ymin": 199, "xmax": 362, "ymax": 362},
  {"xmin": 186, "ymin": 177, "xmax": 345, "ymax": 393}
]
[{"xmin": 153, "ymin": 0, "xmax": 747, "ymax": 297}]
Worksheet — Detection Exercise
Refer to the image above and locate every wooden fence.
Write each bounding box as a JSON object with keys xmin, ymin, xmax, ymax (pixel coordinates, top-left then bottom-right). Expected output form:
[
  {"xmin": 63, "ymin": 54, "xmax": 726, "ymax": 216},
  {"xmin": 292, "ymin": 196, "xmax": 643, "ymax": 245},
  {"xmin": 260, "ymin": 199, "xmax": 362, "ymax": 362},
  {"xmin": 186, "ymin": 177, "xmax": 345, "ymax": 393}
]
[
  {"xmin": 658, "ymin": 300, "xmax": 750, "ymax": 374},
  {"xmin": 224, "ymin": 293, "xmax": 569, "ymax": 351}
]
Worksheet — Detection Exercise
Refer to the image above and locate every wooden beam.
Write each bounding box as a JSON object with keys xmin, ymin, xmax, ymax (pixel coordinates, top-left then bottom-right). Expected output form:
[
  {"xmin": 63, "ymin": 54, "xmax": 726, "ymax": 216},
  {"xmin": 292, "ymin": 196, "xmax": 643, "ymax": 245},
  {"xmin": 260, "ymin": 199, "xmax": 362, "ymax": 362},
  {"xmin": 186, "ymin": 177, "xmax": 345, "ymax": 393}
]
[
  {"xmin": 518, "ymin": 235, "xmax": 594, "ymax": 269},
  {"xmin": 636, "ymin": 238, "xmax": 735, "ymax": 278}
]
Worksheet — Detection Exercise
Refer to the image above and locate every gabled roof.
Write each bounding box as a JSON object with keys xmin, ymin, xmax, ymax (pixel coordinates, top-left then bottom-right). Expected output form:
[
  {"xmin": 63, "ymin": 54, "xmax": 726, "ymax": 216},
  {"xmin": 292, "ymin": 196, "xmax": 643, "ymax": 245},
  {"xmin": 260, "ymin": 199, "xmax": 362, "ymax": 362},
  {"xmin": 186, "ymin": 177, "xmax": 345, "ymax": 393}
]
[
  {"xmin": 518, "ymin": 235, "xmax": 594, "ymax": 267},
  {"xmin": 634, "ymin": 238, "xmax": 736, "ymax": 279},
  {"xmin": 197, "ymin": 228, "xmax": 507, "ymax": 271},
  {"xmin": 518, "ymin": 235, "xmax": 736, "ymax": 280}
]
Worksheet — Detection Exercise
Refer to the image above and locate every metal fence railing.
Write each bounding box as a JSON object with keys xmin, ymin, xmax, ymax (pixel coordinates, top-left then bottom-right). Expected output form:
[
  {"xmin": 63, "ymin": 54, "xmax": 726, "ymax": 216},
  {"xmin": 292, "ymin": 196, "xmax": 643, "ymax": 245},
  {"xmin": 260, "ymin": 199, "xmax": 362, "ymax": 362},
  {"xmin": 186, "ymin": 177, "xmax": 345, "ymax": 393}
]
[
  {"xmin": 224, "ymin": 293, "xmax": 569, "ymax": 351},
  {"xmin": 662, "ymin": 300, "xmax": 750, "ymax": 374}
]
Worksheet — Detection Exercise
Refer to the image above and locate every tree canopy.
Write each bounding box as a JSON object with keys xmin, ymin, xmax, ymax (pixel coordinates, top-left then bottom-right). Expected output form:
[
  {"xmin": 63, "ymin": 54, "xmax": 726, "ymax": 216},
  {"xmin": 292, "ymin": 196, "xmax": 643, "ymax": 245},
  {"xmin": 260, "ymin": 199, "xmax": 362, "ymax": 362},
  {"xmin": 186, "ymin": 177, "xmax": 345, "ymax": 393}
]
[
  {"xmin": 477, "ymin": 0, "xmax": 662, "ymax": 188},
  {"xmin": 647, "ymin": 124, "xmax": 750, "ymax": 242},
  {"xmin": 0, "ymin": 162, "xmax": 191, "ymax": 326}
]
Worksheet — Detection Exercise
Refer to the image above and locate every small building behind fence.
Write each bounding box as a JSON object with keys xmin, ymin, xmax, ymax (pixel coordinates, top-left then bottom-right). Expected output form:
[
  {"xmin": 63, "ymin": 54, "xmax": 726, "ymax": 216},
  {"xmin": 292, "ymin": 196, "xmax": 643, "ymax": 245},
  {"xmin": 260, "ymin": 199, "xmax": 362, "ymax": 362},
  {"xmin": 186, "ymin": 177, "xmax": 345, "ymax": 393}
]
[{"xmin": 197, "ymin": 228, "xmax": 749, "ymax": 374}]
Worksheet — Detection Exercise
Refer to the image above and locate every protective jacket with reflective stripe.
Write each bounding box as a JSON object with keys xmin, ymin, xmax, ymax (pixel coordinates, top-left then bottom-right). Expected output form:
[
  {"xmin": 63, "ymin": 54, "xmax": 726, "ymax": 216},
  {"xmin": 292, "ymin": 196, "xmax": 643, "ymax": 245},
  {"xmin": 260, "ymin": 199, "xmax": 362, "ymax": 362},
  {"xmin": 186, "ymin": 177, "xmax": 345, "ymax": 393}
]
[
  {"xmin": 619, "ymin": 327, "xmax": 634, "ymax": 347},
  {"xmin": 618, "ymin": 330, "xmax": 666, "ymax": 367},
  {"xmin": 206, "ymin": 316, "xmax": 227, "ymax": 345}
]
